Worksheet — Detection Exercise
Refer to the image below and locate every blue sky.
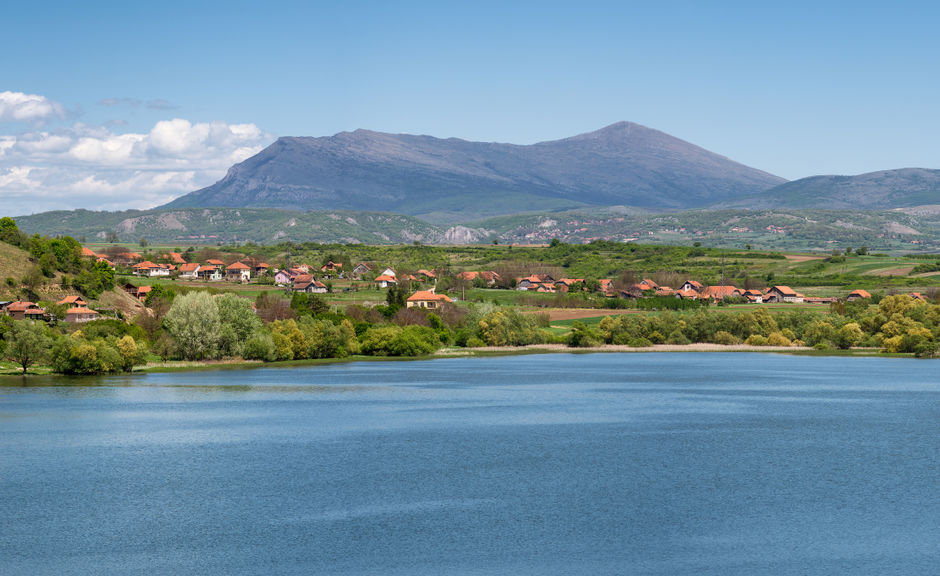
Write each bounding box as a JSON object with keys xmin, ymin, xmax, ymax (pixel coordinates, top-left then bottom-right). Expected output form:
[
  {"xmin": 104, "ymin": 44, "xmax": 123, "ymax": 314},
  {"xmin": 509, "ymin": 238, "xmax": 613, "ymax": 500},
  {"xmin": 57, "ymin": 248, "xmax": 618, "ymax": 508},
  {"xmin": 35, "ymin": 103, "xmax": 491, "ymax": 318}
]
[{"xmin": 2, "ymin": 1, "xmax": 939, "ymax": 214}]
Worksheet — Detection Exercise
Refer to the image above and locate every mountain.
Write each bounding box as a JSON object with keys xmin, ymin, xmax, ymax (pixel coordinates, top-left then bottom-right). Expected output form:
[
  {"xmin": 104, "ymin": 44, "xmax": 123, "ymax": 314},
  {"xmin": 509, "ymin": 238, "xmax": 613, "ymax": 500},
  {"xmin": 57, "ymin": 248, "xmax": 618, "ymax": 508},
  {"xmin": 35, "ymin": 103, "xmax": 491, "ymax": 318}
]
[
  {"xmin": 726, "ymin": 168, "xmax": 940, "ymax": 210},
  {"xmin": 161, "ymin": 122, "xmax": 786, "ymax": 222}
]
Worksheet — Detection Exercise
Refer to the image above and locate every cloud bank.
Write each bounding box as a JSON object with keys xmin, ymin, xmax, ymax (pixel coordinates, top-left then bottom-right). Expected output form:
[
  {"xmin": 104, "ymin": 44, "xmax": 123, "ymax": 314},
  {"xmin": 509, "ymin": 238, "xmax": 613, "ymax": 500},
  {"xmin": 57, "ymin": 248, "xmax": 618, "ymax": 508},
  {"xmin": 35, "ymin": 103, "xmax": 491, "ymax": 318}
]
[
  {"xmin": 0, "ymin": 103, "xmax": 273, "ymax": 214},
  {"xmin": 0, "ymin": 91, "xmax": 66, "ymax": 123}
]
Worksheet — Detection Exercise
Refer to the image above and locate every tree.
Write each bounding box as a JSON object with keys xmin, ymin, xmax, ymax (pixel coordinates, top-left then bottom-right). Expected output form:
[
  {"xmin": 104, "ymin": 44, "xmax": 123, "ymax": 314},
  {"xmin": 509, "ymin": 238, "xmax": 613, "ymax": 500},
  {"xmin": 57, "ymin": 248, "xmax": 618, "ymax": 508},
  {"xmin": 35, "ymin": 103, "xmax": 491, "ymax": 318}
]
[
  {"xmin": 216, "ymin": 293, "xmax": 262, "ymax": 357},
  {"xmin": 139, "ymin": 237, "xmax": 148, "ymax": 248},
  {"xmin": 163, "ymin": 291, "xmax": 221, "ymax": 360},
  {"xmin": 4, "ymin": 320, "xmax": 52, "ymax": 374},
  {"xmin": 105, "ymin": 231, "xmax": 119, "ymax": 243}
]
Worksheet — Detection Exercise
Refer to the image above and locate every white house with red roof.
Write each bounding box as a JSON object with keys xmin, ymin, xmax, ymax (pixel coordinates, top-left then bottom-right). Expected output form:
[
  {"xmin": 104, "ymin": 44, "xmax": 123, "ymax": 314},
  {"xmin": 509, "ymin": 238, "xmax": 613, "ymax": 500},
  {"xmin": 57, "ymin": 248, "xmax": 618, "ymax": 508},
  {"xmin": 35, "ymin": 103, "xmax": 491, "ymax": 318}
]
[
  {"xmin": 764, "ymin": 286, "xmax": 803, "ymax": 303},
  {"xmin": 225, "ymin": 262, "xmax": 251, "ymax": 283},
  {"xmin": 406, "ymin": 289, "xmax": 453, "ymax": 309}
]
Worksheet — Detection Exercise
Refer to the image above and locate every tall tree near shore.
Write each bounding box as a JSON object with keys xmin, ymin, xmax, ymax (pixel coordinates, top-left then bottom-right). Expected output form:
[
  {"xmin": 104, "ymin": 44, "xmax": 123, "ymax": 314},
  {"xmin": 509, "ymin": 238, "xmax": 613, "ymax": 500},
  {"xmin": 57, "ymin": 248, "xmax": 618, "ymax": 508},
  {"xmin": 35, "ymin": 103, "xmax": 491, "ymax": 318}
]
[
  {"xmin": 163, "ymin": 291, "xmax": 221, "ymax": 360},
  {"xmin": 4, "ymin": 320, "xmax": 52, "ymax": 374}
]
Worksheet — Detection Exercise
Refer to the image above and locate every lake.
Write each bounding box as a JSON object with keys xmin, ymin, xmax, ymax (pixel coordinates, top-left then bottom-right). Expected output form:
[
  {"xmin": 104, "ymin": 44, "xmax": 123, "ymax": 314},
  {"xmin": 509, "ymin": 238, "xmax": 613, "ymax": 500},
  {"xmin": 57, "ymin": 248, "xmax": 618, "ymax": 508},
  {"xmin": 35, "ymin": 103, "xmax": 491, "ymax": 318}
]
[{"xmin": 1, "ymin": 352, "xmax": 938, "ymax": 575}]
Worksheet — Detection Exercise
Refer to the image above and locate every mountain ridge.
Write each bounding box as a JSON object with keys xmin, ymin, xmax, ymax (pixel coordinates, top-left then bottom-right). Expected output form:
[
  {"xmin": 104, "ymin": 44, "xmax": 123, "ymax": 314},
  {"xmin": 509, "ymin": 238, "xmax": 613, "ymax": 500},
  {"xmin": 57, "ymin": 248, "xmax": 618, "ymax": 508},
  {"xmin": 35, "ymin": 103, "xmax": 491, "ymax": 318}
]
[
  {"xmin": 727, "ymin": 168, "xmax": 940, "ymax": 210},
  {"xmin": 162, "ymin": 122, "xmax": 787, "ymax": 222}
]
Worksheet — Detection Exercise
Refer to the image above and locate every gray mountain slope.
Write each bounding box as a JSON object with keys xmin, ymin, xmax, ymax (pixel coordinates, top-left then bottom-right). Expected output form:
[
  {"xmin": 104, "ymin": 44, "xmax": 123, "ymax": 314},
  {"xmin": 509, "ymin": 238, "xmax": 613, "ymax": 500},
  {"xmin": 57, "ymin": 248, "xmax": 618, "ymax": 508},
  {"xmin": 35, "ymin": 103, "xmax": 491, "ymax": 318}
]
[
  {"xmin": 162, "ymin": 122, "xmax": 786, "ymax": 221},
  {"xmin": 726, "ymin": 168, "xmax": 940, "ymax": 209}
]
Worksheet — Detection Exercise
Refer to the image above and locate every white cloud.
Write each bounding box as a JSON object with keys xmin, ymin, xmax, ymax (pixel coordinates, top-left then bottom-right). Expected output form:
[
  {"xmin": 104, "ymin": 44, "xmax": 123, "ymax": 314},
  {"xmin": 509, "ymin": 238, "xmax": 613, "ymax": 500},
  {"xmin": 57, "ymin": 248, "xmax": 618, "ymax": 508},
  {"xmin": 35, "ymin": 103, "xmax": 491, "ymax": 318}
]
[
  {"xmin": 0, "ymin": 116, "xmax": 274, "ymax": 215},
  {"xmin": 0, "ymin": 91, "xmax": 66, "ymax": 123}
]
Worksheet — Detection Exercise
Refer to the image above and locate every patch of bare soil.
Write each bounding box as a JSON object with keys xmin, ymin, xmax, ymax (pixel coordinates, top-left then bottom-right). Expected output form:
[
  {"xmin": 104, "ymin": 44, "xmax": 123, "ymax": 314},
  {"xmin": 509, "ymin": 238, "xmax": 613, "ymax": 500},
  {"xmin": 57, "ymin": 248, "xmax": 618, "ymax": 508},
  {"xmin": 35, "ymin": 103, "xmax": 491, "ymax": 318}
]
[
  {"xmin": 872, "ymin": 266, "xmax": 915, "ymax": 277},
  {"xmin": 784, "ymin": 254, "xmax": 825, "ymax": 262}
]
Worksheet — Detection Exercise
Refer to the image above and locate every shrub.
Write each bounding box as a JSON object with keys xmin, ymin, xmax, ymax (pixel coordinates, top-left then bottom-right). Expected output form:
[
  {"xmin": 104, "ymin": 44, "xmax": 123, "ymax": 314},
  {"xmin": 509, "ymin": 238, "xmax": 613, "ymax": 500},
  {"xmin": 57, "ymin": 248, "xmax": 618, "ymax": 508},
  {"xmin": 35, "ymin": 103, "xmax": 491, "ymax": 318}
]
[
  {"xmin": 766, "ymin": 332, "xmax": 792, "ymax": 347},
  {"xmin": 713, "ymin": 331, "xmax": 740, "ymax": 345},
  {"xmin": 745, "ymin": 334, "xmax": 768, "ymax": 346}
]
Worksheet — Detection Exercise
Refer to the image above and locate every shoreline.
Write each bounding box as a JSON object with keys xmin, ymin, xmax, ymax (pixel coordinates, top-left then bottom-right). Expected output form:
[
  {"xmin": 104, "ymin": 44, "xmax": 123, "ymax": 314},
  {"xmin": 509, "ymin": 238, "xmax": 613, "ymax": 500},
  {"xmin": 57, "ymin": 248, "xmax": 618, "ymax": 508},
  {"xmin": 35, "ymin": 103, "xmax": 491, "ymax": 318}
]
[{"xmin": 0, "ymin": 344, "xmax": 921, "ymax": 379}]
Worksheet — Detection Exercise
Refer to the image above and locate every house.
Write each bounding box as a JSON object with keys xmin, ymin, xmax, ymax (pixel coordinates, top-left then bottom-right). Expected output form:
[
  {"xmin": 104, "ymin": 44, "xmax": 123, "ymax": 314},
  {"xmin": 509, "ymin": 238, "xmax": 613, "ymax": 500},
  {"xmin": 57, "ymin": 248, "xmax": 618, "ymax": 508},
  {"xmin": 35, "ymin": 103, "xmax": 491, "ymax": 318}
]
[
  {"xmin": 516, "ymin": 274, "xmax": 554, "ymax": 291},
  {"xmin": 64, "ymin": 307, "xmax": 99, "ymax": 323},
  {"xmin": 96, "ymin": 257, "xmax": 115, "ymax": 269},
  {"xmin": 406, "ymin": 290, "xmax": 453, "ymax": 309},
  {"xmin": 597, "ymin": 279, "xmax": 614, "ymax": 296},
  {"xmin": 57, "ymin": 295, "xmax": 88, "ymax": 309},
  {"xmin": 162, "ymin": 252, "xmax": 187, "ymax": 265},
  {"xmin": 80, "ymin": 246, "xmax": 97, "ymax": 258},
  {"xmin": 274, "ymin": 269, "xmax": 294, "ymax": 286},
  {"xmin": 458, "ymin": 270, "xmax": 500, "ymax": 286},
  {"xmin": 676, "ymin": 289, "xmax": 700, "ymax": 300},
  {"xmin": 225, "ymin": 262, "xmax": 251, "ymax": 283},
  {"xmin": 638, "ymin": 278, "xmax": 659, "ymax": 290},
  {"xmin": 205, "ymin": 259, "xmax": 225, "ymax": 268},
  {"xmin": 846, "ymin": 289, "xmax": 872, "ymax": 302},
  {"xmin": 380, "ymin": 267, "xmax": 397, "ymax": 279},
  {"xmin": 123, "ymin": 284, "xmax": 152, "ymax": 302},
  {"xmin": 196, "ymin": 266, "xmax": 222, "ymax": 281},
  {"xmin": 555, "ymin": 278, "xmax": 585, "ymax": 293},
  {"xmin": 741, "ymin": 289, "xmax": 764, "ymax": 303},
  {"xmin": 700, "ymin": 285, "xmax": 741, "ymax": 301},
  {"xmin": 133, "ymin": 261, "xmax": 171, "ymax": 277},
  {"xmin": 764, "ymin": 286, "xmax": 803, "ymax": 303},
  {"xmin": 374, "ymin": 274, "xmax": 398, "ymax": 288},
  {"xmin": 293, "ymin": 278, "xmax": 328, "ymax": 293},
  {"xmin": 909, "ymin": 292, "xmax": 927, "ymax": 301},
  {"xmin": 254, "ymin": 262, "xmax": 269, "ymax": 276},
  {"xmin": 655, "ymin": 286, "xmax": 675, "ymax": 297},
  {"xmin": 416, "ymin": 269, "xmax": 436, "ymax": 281},
  {"xmin": 619, "ymin": 287, "xmax": 644, "ymax": 300},
  {"xmin": 113, "ymin": 252, "xmax": 143, "ymax": 266},
  {"xmin": 320, "ymin": 261, "xmax": 343, "ymax": 278},
  {"xmin": 351, "ymin": 262, "xmax": 373, "ymax": 279},
  {"xmin": 179, "ymin": 262, "xmax": 200, "ymax": 279},
  {"xmin": 5, "ymin": 301, "xmax": 46, "ymax": 320},
  {"xmin": 679, "ymin": 280, "xmax": 704, "ymax": 293}
]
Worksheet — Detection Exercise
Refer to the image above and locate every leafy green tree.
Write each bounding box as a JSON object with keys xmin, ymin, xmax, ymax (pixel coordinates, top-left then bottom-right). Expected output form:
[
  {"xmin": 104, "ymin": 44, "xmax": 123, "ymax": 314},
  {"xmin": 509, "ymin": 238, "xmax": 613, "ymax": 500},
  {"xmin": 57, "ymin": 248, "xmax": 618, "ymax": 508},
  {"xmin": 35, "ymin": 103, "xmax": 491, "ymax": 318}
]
[
  {"xmin": 216, "ymin": 293, "xmax": 262, "ymax": 357},
  {"xmin": 4, "ymin": 320, "xmax": 52, "ymax": 373},
  {"xmin": 163, "ymin": 291, "xmax": 221, "ymax": 360}
]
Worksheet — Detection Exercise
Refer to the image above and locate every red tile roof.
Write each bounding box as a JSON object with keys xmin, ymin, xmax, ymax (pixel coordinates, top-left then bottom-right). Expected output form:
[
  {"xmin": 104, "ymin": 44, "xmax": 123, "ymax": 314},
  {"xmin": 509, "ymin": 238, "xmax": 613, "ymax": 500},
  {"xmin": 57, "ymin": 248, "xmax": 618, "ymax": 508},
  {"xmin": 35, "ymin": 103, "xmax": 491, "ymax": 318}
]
[
  {"xmin": 701, "ymin": 285, "xmax": 740, "ymax": 299},
  {"xmin": 771, "ymin": 285, "xmax": 797, "ymax": 296},
  {"xmin": 408, "ymin": 290, "xmax": 453, "ymax": 303},
  {"xmin": 226, "ymin": 261, "xmax": 250, "ymax": 270},
  {"xmin": 375, "ymin": 274, "xmax": 397, "ymax": 283}
]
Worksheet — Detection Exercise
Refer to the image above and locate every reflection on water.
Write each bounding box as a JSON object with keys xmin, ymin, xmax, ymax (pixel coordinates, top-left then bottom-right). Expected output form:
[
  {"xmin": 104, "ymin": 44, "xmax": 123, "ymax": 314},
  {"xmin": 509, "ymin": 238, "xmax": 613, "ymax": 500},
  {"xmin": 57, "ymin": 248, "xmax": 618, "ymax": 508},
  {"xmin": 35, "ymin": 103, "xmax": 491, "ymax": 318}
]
[{"xmin": 1, "ymin": 353, "xmax": 938, "ymax": 576}]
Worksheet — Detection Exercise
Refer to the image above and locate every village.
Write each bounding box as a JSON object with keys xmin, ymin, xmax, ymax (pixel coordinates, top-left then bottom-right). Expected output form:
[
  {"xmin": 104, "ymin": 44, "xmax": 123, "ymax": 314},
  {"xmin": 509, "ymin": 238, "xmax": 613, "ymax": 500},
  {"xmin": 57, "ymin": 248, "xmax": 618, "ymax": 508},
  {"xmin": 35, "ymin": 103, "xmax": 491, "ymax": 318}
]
[{"xmin": 2, "ymin": 242, "xmax": 928, "ymax": 326}]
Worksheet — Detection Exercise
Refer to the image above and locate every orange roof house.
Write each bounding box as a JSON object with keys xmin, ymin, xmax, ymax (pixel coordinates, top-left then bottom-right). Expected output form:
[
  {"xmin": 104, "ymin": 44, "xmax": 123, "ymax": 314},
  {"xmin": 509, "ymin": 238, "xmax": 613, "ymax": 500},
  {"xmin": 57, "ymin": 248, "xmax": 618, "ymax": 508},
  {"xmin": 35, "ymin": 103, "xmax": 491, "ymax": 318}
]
[
  {"xmin": 846, "ymin": 289, "xmax": 872, "ymax": 301},
  {"xmin": 5, "ymin": 301, "xmax": 46, "ymax": 320},
  {"xmin": 80, "ymin": 246, "xmax": 97, "ymax": 257},
  {"xmin": 57, "ymin": 295, "xmax": 88, "ymax": 308},
  {"xmin": 680, "ymin": 280, "xmax": 704, "ymax": 292},
  {"xmin": 406, "ymin": 290, "xmax": 453, "ymax": 309},
  {"xmin": 64, "ymin": 306, "xmax": 99, "ymax": 323},
  {"xmin": 374, "ymin": 274, "xmax": 398, "ymax": 288},
  {"xmin": 764, "ymin": 285, "xmax": 803, "ymax": 303},
  {"xmin": 701, "ymin": 285, "xmax": 741, "ymax": 301},
  {"xmin": 206, "ymin": 259, "xmax": 225, "ymax": 266}
]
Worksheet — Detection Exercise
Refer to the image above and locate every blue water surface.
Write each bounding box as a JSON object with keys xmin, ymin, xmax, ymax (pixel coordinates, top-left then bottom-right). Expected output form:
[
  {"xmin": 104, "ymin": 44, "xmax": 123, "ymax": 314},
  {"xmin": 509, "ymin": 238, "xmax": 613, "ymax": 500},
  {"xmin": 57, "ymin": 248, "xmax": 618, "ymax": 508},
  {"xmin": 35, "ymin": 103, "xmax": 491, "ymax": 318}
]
[{"xmin": 1, "ymin": 353, "xmax": 938, "ymax": 575}]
